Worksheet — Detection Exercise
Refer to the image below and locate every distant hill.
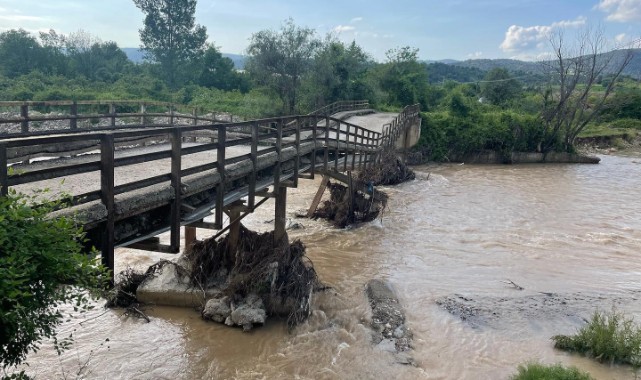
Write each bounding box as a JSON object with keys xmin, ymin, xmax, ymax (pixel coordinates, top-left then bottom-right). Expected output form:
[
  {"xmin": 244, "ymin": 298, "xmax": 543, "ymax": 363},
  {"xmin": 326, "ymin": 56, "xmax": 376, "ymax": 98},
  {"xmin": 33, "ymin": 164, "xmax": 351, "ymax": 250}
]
[
  {"xmin": 449, "ymin": 49, "xmax": 641, "ymax": 80},
  {"xmin": 121, "ymin": 48, "xmax": 247, "ymax": 70},
  {"xmin": 426, "ymin": 62, "xmax": 486, "ymax": 84}
]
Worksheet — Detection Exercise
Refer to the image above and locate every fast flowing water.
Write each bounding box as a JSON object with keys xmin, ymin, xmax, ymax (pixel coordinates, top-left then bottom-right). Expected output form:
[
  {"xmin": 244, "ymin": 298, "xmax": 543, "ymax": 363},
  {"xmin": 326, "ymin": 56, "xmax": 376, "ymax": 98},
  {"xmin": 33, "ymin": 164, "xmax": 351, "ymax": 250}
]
[{"xmin": 15, "ymin": 154, "xmax": 641, "ymax": 379}]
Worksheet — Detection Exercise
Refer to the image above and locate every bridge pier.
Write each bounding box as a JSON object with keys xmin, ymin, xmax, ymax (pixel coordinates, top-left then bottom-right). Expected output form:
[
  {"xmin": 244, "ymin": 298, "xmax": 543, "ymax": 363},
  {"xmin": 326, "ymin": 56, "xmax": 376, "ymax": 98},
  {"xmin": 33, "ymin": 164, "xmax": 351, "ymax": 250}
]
[{"xmin": 274, "ymin": 186, "xmax": 288, "ymax": 244}]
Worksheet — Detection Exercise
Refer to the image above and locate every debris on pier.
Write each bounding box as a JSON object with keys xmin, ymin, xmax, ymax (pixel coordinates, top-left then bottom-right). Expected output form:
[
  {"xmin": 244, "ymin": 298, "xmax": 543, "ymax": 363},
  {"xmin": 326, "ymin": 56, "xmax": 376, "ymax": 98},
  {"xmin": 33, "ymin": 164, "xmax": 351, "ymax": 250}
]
[
  {"xmin": 190, "ymin": 224, "xmax": 321, "ymax": 329},
  {"xmin": 107, "ymin": 224, "xmax": 323, "ymax": 331},
  {"xmin": 358, "ymin": 149, "xmax": 415, "ymax": 186},
  {"xmin": 313, "ymin": 181, "xmax": 387, "ymax": 228}
]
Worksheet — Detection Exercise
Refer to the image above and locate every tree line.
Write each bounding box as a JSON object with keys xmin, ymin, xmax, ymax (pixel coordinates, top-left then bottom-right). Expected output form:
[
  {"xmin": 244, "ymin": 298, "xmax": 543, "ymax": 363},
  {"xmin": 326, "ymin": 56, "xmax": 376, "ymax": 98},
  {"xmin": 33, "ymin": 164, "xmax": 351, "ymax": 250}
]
[{"xmin": 0, "ymin": 0, "xmax": 638, "ymax": 156}]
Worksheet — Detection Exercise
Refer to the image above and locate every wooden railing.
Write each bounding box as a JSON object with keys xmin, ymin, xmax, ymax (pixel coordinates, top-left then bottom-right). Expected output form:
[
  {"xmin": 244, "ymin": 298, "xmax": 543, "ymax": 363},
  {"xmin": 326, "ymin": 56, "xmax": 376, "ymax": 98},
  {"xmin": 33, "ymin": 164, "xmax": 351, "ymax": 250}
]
[
  {"xmin": 0, "ymin": 99, "xmax": 370, "ymax": 137},
  {"xmin": 0, "ymin": 100, "xmax": 418, "ymax": 276}
]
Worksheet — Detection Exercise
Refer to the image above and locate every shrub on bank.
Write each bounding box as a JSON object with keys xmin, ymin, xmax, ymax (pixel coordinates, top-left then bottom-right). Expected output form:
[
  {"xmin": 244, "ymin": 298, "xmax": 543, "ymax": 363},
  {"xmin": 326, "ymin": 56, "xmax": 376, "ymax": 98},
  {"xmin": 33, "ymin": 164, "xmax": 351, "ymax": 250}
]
[
  {"xmin": 511, "ymin": 363, "xmax": 594, "ymax": 380},
  {"xmin": 553, "ymin": 309, "xmax": 641, "ymax": 366},
  {"xmin": 0, "ymin": 190, "xmax": 107, "ymax": 373}
]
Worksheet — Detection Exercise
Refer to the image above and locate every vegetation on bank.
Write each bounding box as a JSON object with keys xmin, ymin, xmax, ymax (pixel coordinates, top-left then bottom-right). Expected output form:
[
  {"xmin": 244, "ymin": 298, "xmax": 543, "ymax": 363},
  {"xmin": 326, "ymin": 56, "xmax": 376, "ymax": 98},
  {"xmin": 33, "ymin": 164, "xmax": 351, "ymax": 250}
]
[
  {"xmin": 0, "ymin": 191, "xmax": 107, "ymax": 376},
  {"xmin": 553, "ymin": 309, "xmax": 641, "ymax": 367},
  {"xmin": 510, "ymin": 363, "xmax": 595, "ymax": 380}
]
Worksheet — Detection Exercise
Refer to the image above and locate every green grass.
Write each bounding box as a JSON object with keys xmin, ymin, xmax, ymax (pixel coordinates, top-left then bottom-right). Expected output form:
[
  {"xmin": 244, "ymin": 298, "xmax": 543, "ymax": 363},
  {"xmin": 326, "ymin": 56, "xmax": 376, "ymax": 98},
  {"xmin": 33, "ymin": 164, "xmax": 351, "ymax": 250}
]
[
  {"xmin": 511, "ymin": 363, "xmax": 594, "ymax": 380},
  {"xmin": 553, "ymin": 309, "xmax": 641, "ymax": 366},
  {"xmin": 578, "ymin": 123, "xmax": 637, "ymax": 141}
]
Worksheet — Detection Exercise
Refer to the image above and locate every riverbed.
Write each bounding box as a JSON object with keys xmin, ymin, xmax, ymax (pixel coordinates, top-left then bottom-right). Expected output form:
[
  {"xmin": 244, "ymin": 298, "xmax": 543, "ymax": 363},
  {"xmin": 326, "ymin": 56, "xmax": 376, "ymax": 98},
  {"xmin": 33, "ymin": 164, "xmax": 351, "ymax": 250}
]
[{"xmin": 15, "ymin": 154, "xmax": 641, "ymax": 379}]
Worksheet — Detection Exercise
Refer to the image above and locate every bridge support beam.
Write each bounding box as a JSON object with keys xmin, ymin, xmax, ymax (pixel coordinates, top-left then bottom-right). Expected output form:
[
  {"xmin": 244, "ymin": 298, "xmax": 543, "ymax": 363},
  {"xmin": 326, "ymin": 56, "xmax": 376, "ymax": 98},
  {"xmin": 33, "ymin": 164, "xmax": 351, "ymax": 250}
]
[
  {"xmin": 274, "ymin": 186, "xmax": 287, "ymax": 244},
  {"xmin": 184, "ymin": 226, "xmax": 197, "ymax": 254},
  {"xmin": 225, "ymin": 201, "xmax": 244, "ymax": 256}
]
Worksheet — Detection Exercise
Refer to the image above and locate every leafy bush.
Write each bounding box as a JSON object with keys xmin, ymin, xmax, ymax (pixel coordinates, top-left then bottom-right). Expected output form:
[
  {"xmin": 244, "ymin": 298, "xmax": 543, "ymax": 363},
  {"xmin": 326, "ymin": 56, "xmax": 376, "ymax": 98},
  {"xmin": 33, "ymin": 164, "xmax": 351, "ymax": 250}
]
[
  {"xmin": 0, "ymin": 190, "xmax": 107, "ymax": 370},
  {"xmin": 511, "ymin": 363, "xmax": 594, "ymax": 380},
  {"xmin": 553, "ymin": 309, "xmax": 641, "ymax": 366}
]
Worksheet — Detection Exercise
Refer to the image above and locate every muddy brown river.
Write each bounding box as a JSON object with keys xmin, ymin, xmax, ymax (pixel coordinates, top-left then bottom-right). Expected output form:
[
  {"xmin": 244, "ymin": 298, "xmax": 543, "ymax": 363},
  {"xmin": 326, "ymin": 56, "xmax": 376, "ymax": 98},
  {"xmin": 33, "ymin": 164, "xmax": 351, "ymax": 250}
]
[{"xmin": 15, "ymin": 154, "xmax": 641, "ymax": 379}]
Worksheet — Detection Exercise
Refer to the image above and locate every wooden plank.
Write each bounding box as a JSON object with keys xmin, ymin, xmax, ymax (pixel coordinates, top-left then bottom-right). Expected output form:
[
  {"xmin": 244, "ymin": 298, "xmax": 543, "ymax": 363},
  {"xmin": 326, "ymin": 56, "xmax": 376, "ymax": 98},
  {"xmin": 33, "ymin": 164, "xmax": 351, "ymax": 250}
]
[
  {"xmin": 100, "ymin": 134, "xmax": 116, "ymax": 283},
  {"xmin": 306, "ymin": 175, "xmax": 329, "ymax": 217}
]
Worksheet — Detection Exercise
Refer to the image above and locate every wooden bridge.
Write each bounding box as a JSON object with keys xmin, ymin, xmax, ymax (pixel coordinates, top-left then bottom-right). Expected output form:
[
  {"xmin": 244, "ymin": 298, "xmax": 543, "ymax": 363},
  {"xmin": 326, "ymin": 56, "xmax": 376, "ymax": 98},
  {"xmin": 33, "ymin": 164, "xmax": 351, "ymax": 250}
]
[{"xmin": 0, "ymin": 100, "xmax": 421, "ymax": 280}]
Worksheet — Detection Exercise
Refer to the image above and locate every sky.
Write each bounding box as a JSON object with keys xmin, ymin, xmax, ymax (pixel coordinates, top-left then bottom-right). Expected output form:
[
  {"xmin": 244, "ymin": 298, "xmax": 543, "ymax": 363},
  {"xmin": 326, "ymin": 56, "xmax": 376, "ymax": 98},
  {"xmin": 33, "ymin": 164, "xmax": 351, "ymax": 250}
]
[{"xmin": 0, "ymin": 0, "xmax": 639, "ymax": 61}]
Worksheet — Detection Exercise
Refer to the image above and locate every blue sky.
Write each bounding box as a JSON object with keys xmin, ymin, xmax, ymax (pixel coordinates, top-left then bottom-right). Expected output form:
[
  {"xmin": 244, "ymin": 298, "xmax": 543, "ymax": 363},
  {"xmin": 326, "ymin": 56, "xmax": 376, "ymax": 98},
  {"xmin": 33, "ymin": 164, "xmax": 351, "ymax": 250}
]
[{"xmin": 0, "ymin": 0, "xmax": 639, "ymax": 61}]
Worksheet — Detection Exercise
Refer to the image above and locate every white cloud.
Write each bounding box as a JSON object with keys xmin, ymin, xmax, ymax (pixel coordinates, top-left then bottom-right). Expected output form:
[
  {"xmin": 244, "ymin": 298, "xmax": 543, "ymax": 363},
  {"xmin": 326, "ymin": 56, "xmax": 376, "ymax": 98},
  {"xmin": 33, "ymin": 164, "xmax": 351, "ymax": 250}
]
[
  {"xmin": 499, "ymin": 17, "xmax": 586, "ymax": 52},
  {"xmin": 350, "ymin": 17, "xmax": 363, "ymax": 23},
  {"xmin": 333, "ymin": 25, "xmax": 356, "ymax": 33},
  {"xmin": 598, "ymin": 0, "xmax": 641, "ymax": 22},
  {"xmin": 615, "ymin": 32, "xmax": 628, "ymax": 42},
  {"xmin": 467, "ymin": 51, "xmax": 483, "ymax": 58}
]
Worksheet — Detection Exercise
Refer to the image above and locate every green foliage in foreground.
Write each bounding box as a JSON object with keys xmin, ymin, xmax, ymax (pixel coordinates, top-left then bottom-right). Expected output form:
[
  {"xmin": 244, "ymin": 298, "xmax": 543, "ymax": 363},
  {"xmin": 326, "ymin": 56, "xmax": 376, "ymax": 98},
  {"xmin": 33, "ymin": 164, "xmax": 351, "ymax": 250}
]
[
  {"xmin": 511, "ymin": 363, "xmax": 594, "ymax": 380},
  {"xmin": 553, "ymin": 310, "xmax": 641, "ymax": 366},
  {"xmin": 0, "ymin": 190, "xmax": 107, "ymax": 370}
]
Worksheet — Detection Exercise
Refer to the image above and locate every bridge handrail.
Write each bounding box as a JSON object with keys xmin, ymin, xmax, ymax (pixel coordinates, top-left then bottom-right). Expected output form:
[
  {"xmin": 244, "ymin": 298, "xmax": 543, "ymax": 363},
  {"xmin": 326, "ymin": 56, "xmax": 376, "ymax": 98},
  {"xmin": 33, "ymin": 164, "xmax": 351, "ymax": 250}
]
[{"xmin": 0, "ymin": 99, "xmax": 370, "ymax": 137}]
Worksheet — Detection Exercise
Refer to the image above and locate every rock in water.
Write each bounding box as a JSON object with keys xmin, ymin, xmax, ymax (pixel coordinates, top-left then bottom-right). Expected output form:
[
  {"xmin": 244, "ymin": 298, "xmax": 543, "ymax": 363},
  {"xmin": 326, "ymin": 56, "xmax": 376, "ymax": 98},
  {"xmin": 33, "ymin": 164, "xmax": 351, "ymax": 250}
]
[{"xmin": 366, "ymin": 279, "xmax": 415, "ymax": 365}]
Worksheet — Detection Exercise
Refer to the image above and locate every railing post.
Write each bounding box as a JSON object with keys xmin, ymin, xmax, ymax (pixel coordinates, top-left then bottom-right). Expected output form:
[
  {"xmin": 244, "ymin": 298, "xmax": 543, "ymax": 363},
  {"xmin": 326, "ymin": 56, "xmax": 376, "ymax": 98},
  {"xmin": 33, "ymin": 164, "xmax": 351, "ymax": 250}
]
[
  {"xmin": 215, "ymin": 125, "xmax": 226, "ymax": 228},
  {"xmin": 100, "ymin": 134, "xmax": 115, "ymax": 283},
  {"xmin": 334, "ymin": 121, "xmax": 340, "ymax": 172},
  {"xmin": 70, "ymin": 101, "xmax": 78, "ymax": 130},
  {"xmin": 352, "ymin": 126, "xmax": 358, "ymax": 170},
  {"xmin": 344, "ymin": 123, "xmax": 350, "ymax": 172},
  {"xmin": 0, "ymin": 143, "xmax": 7, "ymax": 196},
  {"xmin": 109, "ymin": 103, "xmax": 116, "ymax": 128},
  {"xmin": 20, "ymin": 104, "xmax": 28, "ymax": 133},
  {"xmin": 310, "ymin": 115, "xmax": 317, "ymax": 179},
  {"xmin": 294, "ymin": 117, "xmax": 300, "ymax": 187},
  {"xmin": 248, "ymin": 122, "xmax": 258, "ymax": 210},
  {"xmin": 169, "ymin": 128, "xmax": 182, "ymax": 253},
  {"xmin": 169, "ymin": 105, "xmax": 175, "ymax": 126},
  {"xmin": 273, "ymin": 119, "xmax": 283, "ymax": 192},
  {"xmin": 324, "ymin": 116, "xmax": 330, "ymax": 172},
  {"xmin": 140, "ymin": 103, "xmax": 146, "ymax": 125}
]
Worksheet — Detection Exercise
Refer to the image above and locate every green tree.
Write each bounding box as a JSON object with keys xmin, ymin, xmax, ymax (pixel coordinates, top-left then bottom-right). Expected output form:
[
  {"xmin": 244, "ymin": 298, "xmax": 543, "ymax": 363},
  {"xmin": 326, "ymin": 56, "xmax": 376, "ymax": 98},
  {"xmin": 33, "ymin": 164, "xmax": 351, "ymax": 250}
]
[
  {"xmin": 198, "ymin": 44, "xmax": 247, "ymax": 91},
  {"xmin": 246, "ymin": 19, "xmax": 321, "ymax": 114},
  {"xmin": 0, "ymin": 191, "xmax": 107, "ymax": 371},
  {"xmin": 378, "ymin": 46, "xmax": 429, "ymax": 108},
  {"xmin": 133, "ymin": 0, "xmax": 208, "ymax": 88},
  {"xmin": 65, "ymin": 30, "xmax": 130, "ymax": 82},
  {"xmin": 306, "ymin": 38, "xmax": 372, "ymax": 108},
  {"xmin": 481, "ymin": 68, "xmax": 522, "ymax": 106},
  {"xmin": 0, "ymin": 30, "xmax": 46, "ymax": 78}
]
